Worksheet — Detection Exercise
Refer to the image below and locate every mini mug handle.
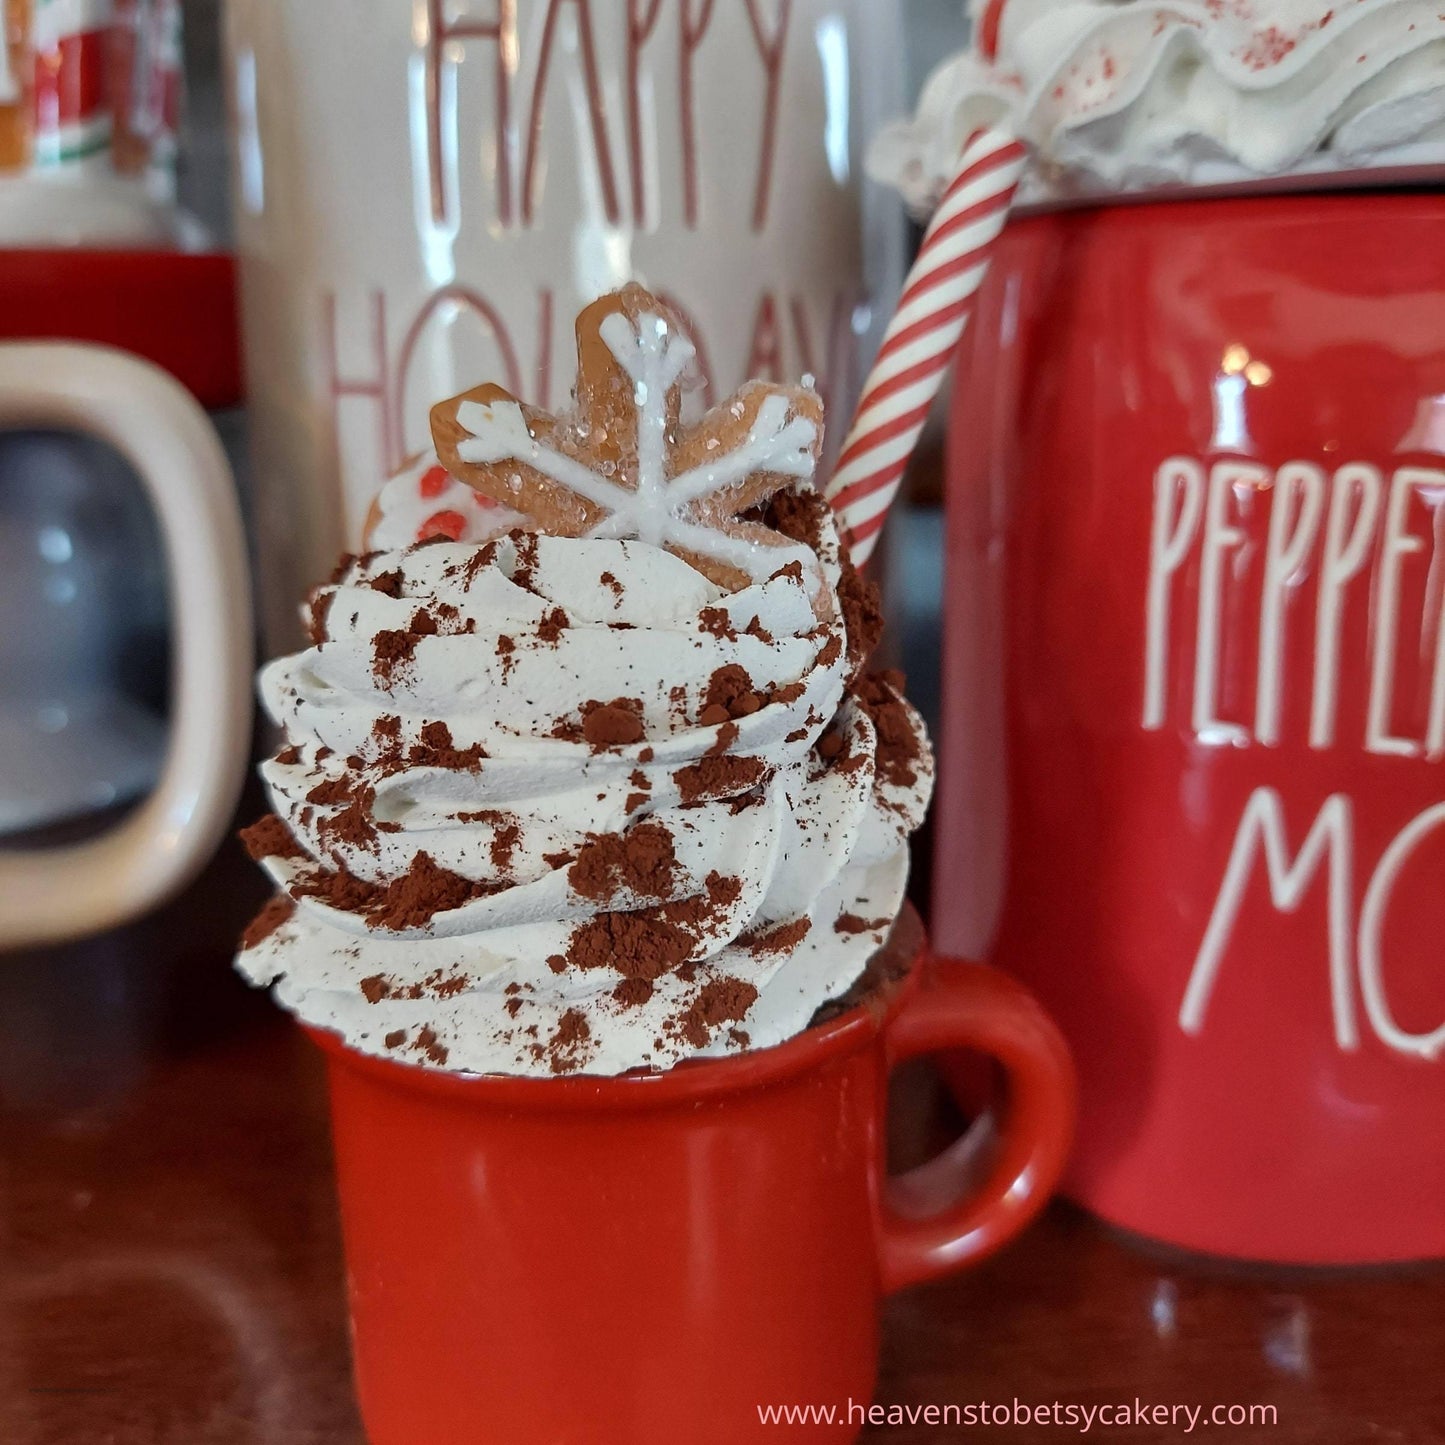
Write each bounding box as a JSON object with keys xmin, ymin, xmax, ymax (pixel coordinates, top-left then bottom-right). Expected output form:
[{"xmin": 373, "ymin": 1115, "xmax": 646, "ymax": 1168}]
[
  {"xmin": 877, "ymin": 956, "xmax": 1077, "ymax": 1293},
  {"xmin": 0, "ymin": 342, "xmax": 253, "ymax": 950}
]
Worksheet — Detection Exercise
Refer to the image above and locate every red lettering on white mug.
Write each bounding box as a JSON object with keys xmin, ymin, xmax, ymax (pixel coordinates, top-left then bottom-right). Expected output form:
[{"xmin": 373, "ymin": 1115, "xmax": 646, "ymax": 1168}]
[
  {"xmin": 741, "ymin": 0, "xmax": 791, "ymax": 232},
  {"xmin": 626, "ymin": 0, "xmax": 666, "ymax": 226},
  {"xmin": 423, "ymin": 0, "xmax": 516, "ymax": 227},
  {"xmin": 323, "ymin": 291, "xmax": 402, "ymax": 479},
  {"xmin": 523, "ymin": 0, "xmax": 622, "ymax": 227},
  {"xmin": 420, "ymin": 0, "xmax": 796, "ymax": 233}
]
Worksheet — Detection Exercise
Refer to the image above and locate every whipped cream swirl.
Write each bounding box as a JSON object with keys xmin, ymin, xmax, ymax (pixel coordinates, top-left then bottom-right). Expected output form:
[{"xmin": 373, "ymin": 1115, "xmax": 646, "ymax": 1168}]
[
  {"xmin": 873, "ymin": 0, "xmax": 1445, "ymax": 211},
  {"xmin": 238, "ymin": 504, "xmax": 932, "ymax": 1077}
]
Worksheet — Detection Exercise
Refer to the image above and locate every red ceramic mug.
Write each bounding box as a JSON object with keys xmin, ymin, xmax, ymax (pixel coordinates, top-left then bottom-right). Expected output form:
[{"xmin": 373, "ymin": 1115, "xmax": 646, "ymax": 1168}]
[
  {"xmin": 938, "ymin": 192, "xmax": 1445, "ymax": 1265},
  {"xmin": 310, "ymin": 913, "xmax": 1075, "ymax": 1444}
]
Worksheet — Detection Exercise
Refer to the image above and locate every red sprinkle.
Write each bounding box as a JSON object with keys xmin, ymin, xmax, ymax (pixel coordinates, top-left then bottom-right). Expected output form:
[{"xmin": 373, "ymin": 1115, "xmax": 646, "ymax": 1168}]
[{"xmin": 417, "ymin": 509, "xmax": 467, "ymax": 542}]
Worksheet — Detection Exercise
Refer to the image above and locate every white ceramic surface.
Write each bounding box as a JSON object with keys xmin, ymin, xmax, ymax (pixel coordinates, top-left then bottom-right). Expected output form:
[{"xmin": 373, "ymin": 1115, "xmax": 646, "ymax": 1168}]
[
  {"xmin": 0, "ymin": 344, "xmax": 253, "ymax": 949},
  {"xmin": 223, "ymin": 0, "xmax": 905, "ymax": 651}
]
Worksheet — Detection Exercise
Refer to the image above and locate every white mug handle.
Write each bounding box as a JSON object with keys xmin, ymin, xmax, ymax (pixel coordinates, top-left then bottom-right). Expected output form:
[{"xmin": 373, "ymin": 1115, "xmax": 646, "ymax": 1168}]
[{"xmin": 0, "ymin": 342, "xmax": 253, "ymax": 949}]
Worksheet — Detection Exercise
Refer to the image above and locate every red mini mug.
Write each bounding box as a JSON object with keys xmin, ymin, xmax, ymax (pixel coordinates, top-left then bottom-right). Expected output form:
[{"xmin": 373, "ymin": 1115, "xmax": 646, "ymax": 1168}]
[
  {"xmin": 939, "ymin": 192, "xmax": 1445, "ymax": 1265},
  {"xmin": 310, "ymin": 915, "xmax": 1075, "ymax": 1445}
]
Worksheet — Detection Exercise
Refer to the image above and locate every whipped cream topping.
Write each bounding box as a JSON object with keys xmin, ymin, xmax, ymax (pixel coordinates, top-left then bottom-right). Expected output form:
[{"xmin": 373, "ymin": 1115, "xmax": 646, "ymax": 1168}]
[
  {"xmin": 238, "ymin": 497, "xmax": 932, "ymax": 1078},
  {"xmin": 873, "ymin": 0, "xmax": 1445, "ymax": 210},
  {"xmin": 367, "ymin": 452, "xmax": 523, "ymax": 550}
]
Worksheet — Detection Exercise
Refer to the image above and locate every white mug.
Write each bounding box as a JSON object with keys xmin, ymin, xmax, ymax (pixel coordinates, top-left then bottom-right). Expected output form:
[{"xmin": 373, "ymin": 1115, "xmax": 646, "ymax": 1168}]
[
  {"xmin": 0, "ymin": 343, "xmax": 253, "ymax": 949},
  {"xmin": 224, "ymin": 0, "xmax": 905, "ymax": 651}
]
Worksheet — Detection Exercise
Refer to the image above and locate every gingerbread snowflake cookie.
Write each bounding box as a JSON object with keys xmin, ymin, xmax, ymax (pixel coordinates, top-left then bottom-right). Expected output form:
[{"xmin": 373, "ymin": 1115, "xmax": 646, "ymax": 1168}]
[{"xmin": 430, "ymin": 284, "xmax": 827, "ymax": 597}]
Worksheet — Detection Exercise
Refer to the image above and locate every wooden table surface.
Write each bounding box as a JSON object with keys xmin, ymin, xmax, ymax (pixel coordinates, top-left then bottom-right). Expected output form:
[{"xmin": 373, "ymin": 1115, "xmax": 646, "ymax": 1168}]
[{"xmin": 2, "ymin": 816, "xmax": 1441, "ymax": 1444}]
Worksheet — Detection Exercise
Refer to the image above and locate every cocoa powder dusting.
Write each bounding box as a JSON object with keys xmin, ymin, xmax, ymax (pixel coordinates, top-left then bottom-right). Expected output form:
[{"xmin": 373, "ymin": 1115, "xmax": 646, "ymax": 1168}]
[
  {"xmin": 458, "ymin": 539, "xmax": 500, "ymax": 589},
  {"xmin": 580, "ymin": 698, "xmax": 645, "ymax": 749},
  {"xmin": 644, "ymin": 871, "xmax": 743, "ymax": 943},
  {"xmin": 704, "ymin": 720, "xmax": 739, "ymax": 759},
  {"xmin": 372, "ymin": 608, "xmax": 443, "ymax": 686},
  {"xmin": 315, "ymin": 780, "xmax": 379, "ymax": 853},
  {"xmin": 306, "ymin": 588, "xmax": 334, "ymax": 646},
  {"xmin": 809, "ymin": 911, "xmax": 921, "ymax": 1027},
  {"xmin": 536, "ymin": 606, "xmax": 569, "ymax": 643},
  {"xmin": 239, "ymin": 814, "xmax": 307, "ymax": 863},
  {"xmin": 702, "ymin": 871, "xmax": 742, "ymax": 910},
  {"xmin": 567, "ymin": 822, "xmax": 678, "ymax": 903},
  {"xmin": 372, "ymin": 629, "xmax": 418, "ymax": 687},
  {"xmin": 669, "ymin": 977, "xmax": 759, "ymax": 1051},
  {"xmin": 407, "ymin": 720, "xmax": 487, "ymax": 771},
  {"xmin": 762, "ymin": 485, "xmax": 826, "ymax": 553},
  {"xmin": 239, "ymin": 895, "xmax": 296, "ymax": 950},
  {"xmin": 852, "ymin": 671, "xmax": 921, "ymax": 789},
  {"xmin": 702, "ymin": 664, "xmax": 763, "ymax": 722},
  {"xmin": 288, "ymin": 864, "xmax": 385, "ymax": 916},
  {"xmin": 698, "ymin": 606, "xmax": 737, "ymax": 641},
  {"xmin": 766, "ymin": 483, "xmax": 883, "ymax": 675},
  {"xmin": 327, "ymin": 553, "xmax": 358, "ymax": 586},
  {"xmin": 366, "ymin": 853, "xmax": 495, "ymax": 930},
  {"xmin": 510, "ymin": 531, "xmax": 540, "ymax": 591},
  {"xmin": 613, "ymin": 977, "xmax": 654, "ymax": 1009},
  {"xmin": 567, "ymin": 911, "xmax": 695, "ymax": 981},
  {"xmin": 414, "ymin": 1027, "xmax": 450, "ymax": 1066},
  {"xmin": 835, "ymin": 913, "xmax": 888, "ymax": 935},
  {"xmin": 739, "ymin": 917, "xmax": 810, "ymax": 957},
  {"xmin": 837, "ymin": 560, "xmax": 884, "ymax": 678},
  {"xmin": 674, "ymin": 754, "xmax": 766, "ymax": 805},
  {"xmin": 545, "ymin": 1010, "xmax": 592, "ymax": 1074},
  {"xmin": 489, "ymin": 822, "xmax": 521, "ymax": 872},
  {"xmin": 290, "ymin": 852, "xmax": 500, "ymax": 930}
]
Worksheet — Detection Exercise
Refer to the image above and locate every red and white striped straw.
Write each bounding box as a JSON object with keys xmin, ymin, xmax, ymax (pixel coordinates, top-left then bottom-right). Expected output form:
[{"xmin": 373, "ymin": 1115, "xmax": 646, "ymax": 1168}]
[{"xmin": 827, "ymin": 127, "xmax": 1027, "ymax": 565}]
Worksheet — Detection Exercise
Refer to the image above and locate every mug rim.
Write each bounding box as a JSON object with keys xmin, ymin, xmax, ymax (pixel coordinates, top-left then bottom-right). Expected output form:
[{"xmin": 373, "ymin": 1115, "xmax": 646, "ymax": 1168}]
[
  {"xmin": 1014, "ymin": 163, "xmax": 1445, "ymax": 222},
  {"xmin": 305, "ymin": 906, "xmax": 926, "ymax": 1112}
]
